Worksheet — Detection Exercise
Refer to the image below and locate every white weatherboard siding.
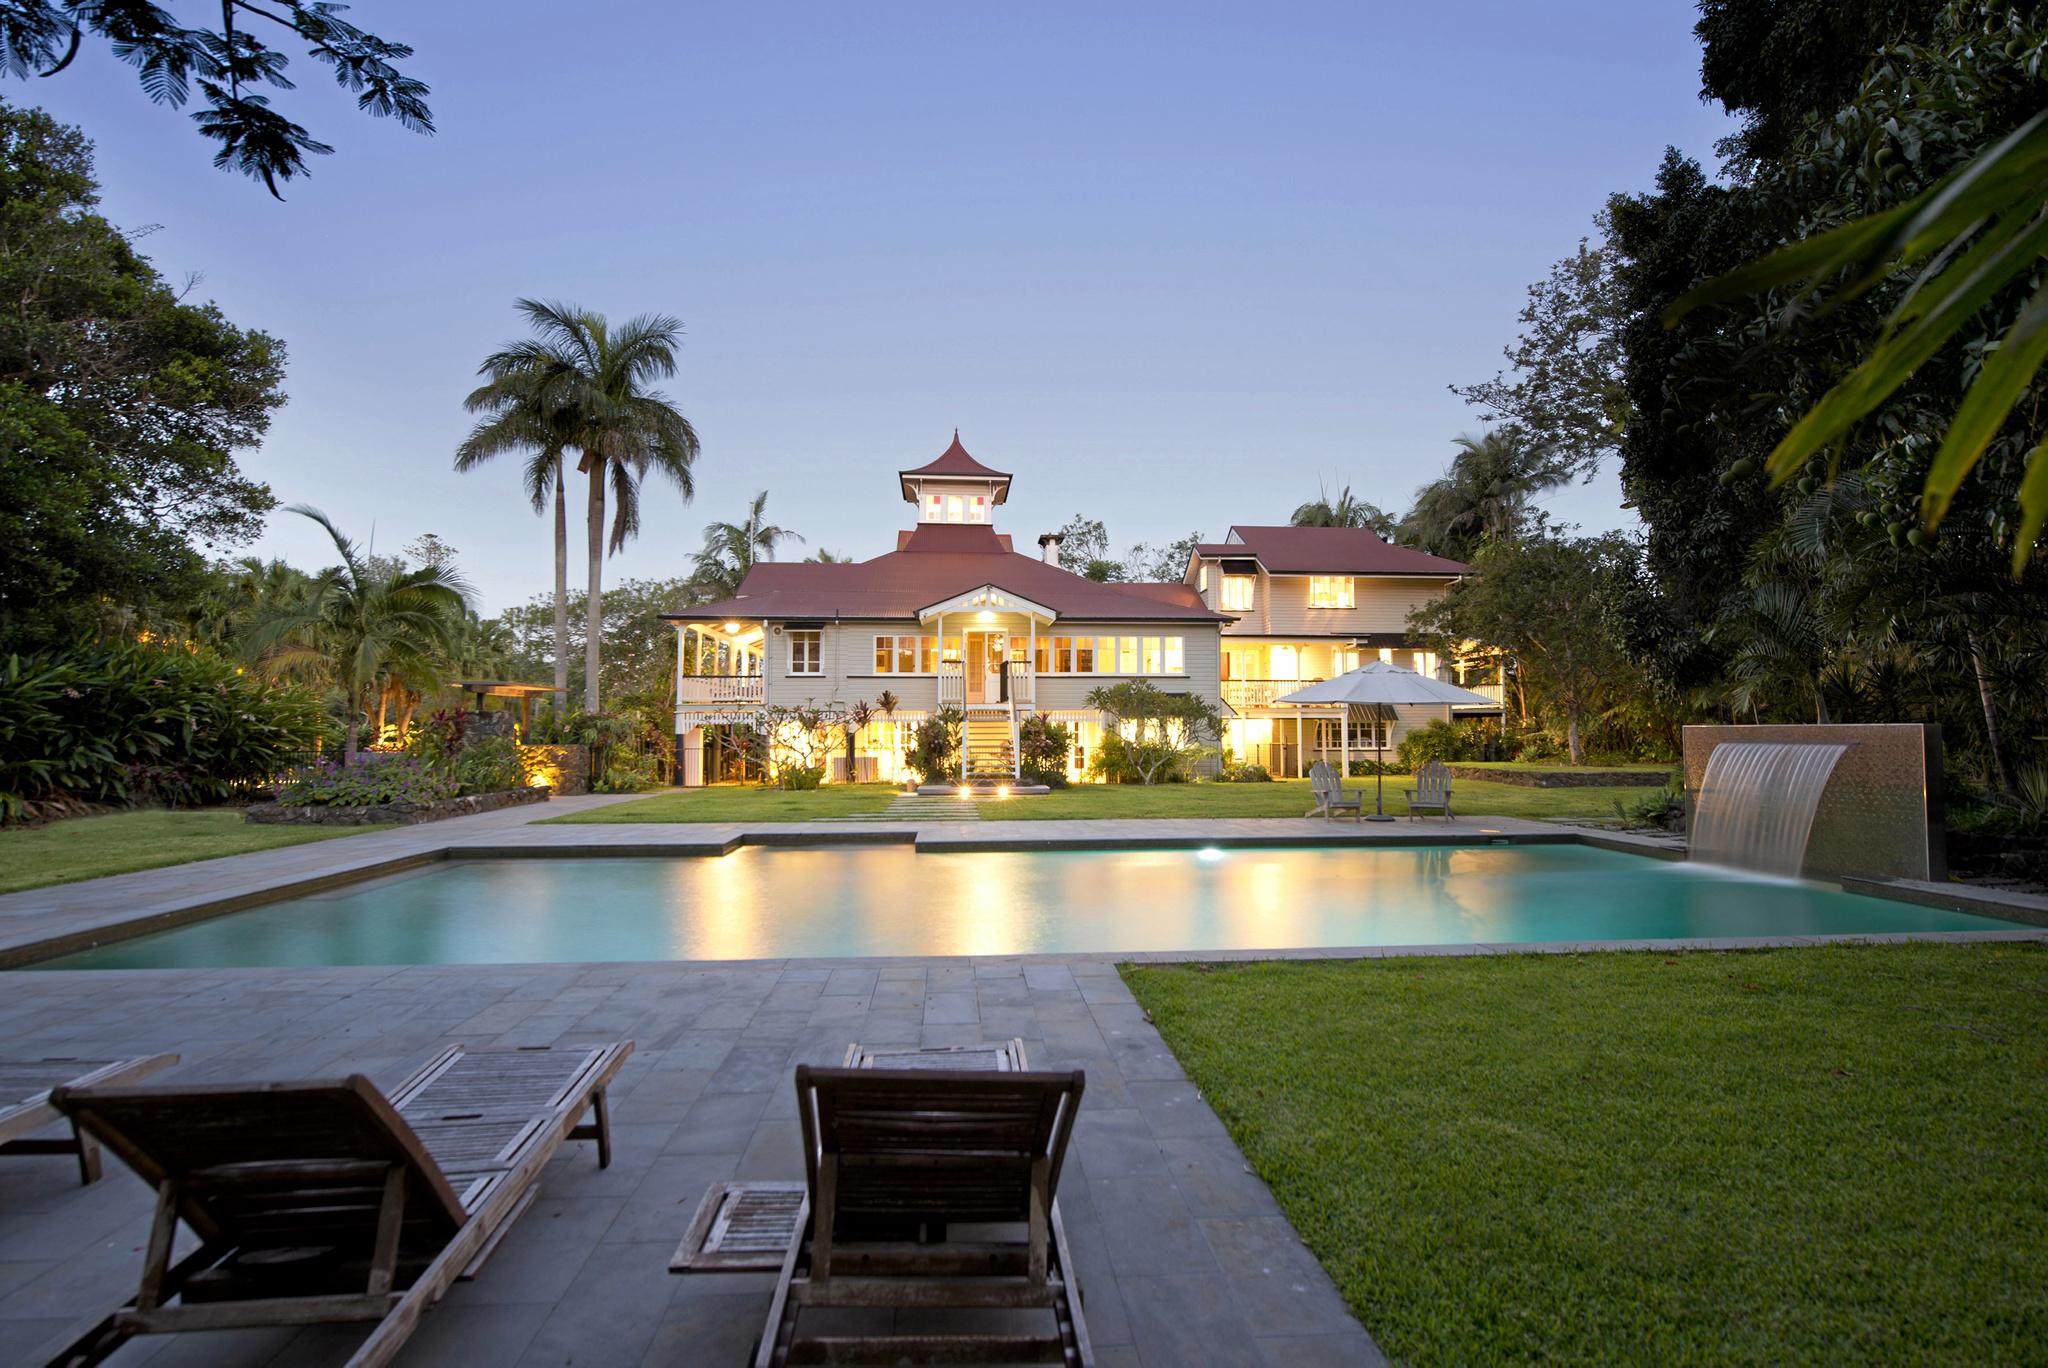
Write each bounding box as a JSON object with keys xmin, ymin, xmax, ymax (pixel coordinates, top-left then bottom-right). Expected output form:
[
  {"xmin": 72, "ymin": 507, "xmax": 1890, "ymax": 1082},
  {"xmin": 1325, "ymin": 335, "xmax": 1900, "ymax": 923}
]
[
  {"xmin": 1253, "ymin": 575, "xmax": 1457, "ymax": 637},
  {"xmin": 759, "ymin": 619, "xmax": 1224, "ymax": 715}
]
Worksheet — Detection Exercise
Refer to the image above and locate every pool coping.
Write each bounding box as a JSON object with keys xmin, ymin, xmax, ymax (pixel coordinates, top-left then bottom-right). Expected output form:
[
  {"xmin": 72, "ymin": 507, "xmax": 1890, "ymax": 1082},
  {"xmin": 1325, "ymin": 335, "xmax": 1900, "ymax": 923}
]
[{"xmin": 4, "ymin": 809, "xmax": 2045, "ymax": 969}]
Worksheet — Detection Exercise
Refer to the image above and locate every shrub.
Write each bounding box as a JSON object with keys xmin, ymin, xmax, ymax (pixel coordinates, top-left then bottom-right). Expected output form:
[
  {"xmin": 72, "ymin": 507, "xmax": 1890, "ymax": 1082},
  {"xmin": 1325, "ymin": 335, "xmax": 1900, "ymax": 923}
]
[
  {"xmin": 1018, "ymin": 714, "xmax": 1072, "ymax": 788},
  {"xmin": 279, "ymin": 753, "xmax": 456, "ymax": 808},
  {"xmin": 594, "ymin": 746, "xmax": 660, "ymax": 793},
  {"xmin": 1091, "ymin": 733, "xmax": 1198, "ymax": 785},
  {"xmin": 1614, "ymin": 783, "xmax": 1686, "ymax": 831},
  {"xmin": 0, "ymin": 641, "xmax": 325, "ymax": 822},
  {"xmin": 909, "ymin": 708, "xmax": 961, "ymax": 785},
  {"xmin": 405, "ymin": 709, "xmax": 468, "ymax": 769},
  {"xmin": 1396, "ymin": 718, "xmax": 1484, "ymax": 769},
  {"xmin": 776, "ymin": 763, "xmax": 825, "ymax": 790},
  {"xmin": 453, "ymin": 736, "xmax": 529, "ymax": 794},
  {"xmin": 1220, "ymin": 760, "xmax": 1273, "ymax": 783},
  {"xmin": 1349, "ymin": 758, "xmax": 1406, "ymax": 777}
]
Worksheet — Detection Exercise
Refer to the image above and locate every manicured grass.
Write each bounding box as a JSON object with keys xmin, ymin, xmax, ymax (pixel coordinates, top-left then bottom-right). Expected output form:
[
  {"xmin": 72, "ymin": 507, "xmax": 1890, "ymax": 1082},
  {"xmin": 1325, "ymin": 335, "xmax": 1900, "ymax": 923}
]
[
  {"xmin": 0, "ymin": 809, "xmax": 390, "ymax": 895},
  {"xmin": 542, "ymin": 784, "xmax": 901, "ymax": 823},
  {"xmin": 1446, "ymin": 760, "xmax": 1676, "ymax": 775},
  {"xmin": 1124, "ymin": 945, "xmax": 2048, "ymax": 1365},
  {"xmin": 978, "ymin": 777, "xmax": 1642, "ymax": 821},
  {"xmin": 549, "ymin": 778, "xmax": 1640, "ymax": 824}
]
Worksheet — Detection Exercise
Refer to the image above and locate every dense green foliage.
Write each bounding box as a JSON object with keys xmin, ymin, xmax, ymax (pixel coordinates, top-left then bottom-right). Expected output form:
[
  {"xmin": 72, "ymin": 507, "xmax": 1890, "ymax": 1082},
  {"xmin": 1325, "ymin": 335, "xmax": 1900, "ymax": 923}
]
[
  {"xmin": 0, "ymin": 2, "xmax": 429, "ymax": 194},
  {"xmin": 1128, "ymin": 943, "xmax": 2048, "ymax": 1364},
  {"xmin": 908, "ymin": 708, "xmax": 961, "ymax": 785},
  {"xmin": 279, "ymin": 752, "xmax": 453, "ymax": 807},
  {"xmin": 0, "ymin": 640, "xmax": 323, "ymax": 820},
  {"xmin": 1396, "ymin": 717, "xmax": 1485, "ymax": 768},
  {"xmin": 0, "ymin": 100, "xmax": 283, "ymax": 650},
  {"xmin": 1017, "ymin": 713, "xmax": 1072, "ymax": 788}
]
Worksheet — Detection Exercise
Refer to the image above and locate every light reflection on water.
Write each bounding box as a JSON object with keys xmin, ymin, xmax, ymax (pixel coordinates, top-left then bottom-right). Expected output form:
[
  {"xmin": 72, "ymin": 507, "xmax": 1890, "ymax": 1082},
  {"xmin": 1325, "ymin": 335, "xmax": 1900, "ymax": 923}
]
[{"xmin": 36, "ymin": 844, "xmax": 2025, "ymax": 970}]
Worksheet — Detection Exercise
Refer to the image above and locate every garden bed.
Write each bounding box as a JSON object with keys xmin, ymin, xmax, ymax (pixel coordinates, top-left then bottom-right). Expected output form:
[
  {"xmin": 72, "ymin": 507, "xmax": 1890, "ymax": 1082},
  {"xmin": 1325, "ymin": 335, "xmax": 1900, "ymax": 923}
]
[
  {"xmin": 1447, "ymin": 762, "xmax": 1673, "ymax": 788},
  {"xmin": 245, "ymin": 786, "xmax": 548, "ymax": 827}
]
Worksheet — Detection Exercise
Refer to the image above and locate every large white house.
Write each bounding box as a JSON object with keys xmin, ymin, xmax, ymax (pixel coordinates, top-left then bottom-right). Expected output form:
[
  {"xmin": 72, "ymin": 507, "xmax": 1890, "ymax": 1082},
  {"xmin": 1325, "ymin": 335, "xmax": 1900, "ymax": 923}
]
[{"xmin": 664, "ymin": 437, "xmax": 1497, "ymax": 784}]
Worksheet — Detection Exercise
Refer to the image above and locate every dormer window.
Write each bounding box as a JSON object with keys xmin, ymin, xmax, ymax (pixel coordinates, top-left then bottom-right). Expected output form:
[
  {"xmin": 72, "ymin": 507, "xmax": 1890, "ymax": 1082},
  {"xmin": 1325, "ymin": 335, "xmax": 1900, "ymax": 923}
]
[
  {"xmin": 1220, "ymin": 575, "xmax": 1255, "ymax": 611},
  {"xmin": 946, "ymin": 494, "xmax": 965, "ymax": 523},
  {"xmin": 969, "ymin": 494, "xmax": 988, "ymax": 523},
  {"xmin": 924, "ymin": 493, "xmax": 942, "ymax": 522}
]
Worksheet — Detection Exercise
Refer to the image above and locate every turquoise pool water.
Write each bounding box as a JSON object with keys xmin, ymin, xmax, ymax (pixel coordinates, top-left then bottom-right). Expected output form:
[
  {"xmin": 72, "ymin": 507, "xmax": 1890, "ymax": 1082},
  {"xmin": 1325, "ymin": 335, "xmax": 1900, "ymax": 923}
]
[{"xmin": 33, "ymin": 844, "xmax": 2028, "ymax": 969}]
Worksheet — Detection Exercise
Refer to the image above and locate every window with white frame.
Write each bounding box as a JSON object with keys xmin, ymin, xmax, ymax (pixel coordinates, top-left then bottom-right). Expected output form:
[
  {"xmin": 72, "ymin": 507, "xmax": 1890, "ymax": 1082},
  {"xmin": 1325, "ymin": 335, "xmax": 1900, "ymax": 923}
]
[
  {"xmin": 1308, "ymin": 575, "xmax": 1355, "ymax": 609},
  {"xmin": 1197, "ymin": 564, "xmax": 1209, "ymax": 591},
  {"xmin": 1220, "ymin": 575, "xmax": 1255, "ymax": 611},
  {"xmin": 787, "ymin": 630, "xmax": 821, "ymax": 674},
  {"xmin": 871, "ymin": 634, "xmax": 938, "ymax": 673},
  {"xmin": 1317, "ymin": 717, "xmax": 1392, "ymax": 750}
]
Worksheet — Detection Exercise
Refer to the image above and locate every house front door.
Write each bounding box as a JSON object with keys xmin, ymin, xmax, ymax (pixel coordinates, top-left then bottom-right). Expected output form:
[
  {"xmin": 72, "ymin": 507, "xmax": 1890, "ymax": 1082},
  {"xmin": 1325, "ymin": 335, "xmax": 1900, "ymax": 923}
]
[{"xmin": 964, "ymin": 632, "xmax": 1002, "ymax": 704}]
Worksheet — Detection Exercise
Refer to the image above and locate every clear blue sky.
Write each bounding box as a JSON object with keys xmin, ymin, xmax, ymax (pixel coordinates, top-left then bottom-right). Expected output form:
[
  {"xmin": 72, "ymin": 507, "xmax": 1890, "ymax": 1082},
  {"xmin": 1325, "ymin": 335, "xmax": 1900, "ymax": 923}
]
[{"xmin": 29, "ymin": 1, "xmax": 1738, "ymax": 613}]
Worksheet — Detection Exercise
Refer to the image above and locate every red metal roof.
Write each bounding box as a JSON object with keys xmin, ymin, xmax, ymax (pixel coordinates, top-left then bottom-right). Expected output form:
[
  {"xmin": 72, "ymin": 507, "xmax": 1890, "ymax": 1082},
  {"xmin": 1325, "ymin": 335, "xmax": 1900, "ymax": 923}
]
[
  {"xmin": 1193, "ymin": 526, "xmax": 1468, "ymax": 576},
  {"xmin": 670, "ymin": 522, "xmax": 1224, "ymax": 624},
  {"xmin": 898, "ymin": 433, "xmax": 1012, "ymax": 502}
]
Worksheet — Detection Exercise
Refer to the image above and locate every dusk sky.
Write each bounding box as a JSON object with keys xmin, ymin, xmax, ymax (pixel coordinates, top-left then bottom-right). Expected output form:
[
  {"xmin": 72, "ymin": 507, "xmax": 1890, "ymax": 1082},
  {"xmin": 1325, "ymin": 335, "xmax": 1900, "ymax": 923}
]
[{"xmin": 32, "ymin": 2, "xmax": 1739, "ymax": 614}]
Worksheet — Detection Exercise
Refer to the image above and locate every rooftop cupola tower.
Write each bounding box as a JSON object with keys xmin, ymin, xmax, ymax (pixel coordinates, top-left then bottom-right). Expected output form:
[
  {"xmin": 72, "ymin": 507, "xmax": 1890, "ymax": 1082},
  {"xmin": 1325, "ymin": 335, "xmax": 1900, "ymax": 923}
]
[{"xmin": 899, "ymin": 431, "xmax": 1013, "ymax": 526}]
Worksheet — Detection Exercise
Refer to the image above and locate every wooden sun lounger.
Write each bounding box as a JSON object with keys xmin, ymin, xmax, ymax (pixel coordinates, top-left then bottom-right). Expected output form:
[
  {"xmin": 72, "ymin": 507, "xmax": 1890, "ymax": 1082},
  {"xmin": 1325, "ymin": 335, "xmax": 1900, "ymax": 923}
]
[
  {"xmin": 34, "ymin": 1042, "xmax": 631, "ymax": 1368},
  {"xmin": 0, "ymin": 1055, "xmax": 178, "ymax": 1185},
  {"xmin": 754, "ymin": 1064, "xmax": 1093, "ymax": 1367},
  {"xmin": 674, "ymin": 1040, "xmax": 1027, "ymax": 1275}
]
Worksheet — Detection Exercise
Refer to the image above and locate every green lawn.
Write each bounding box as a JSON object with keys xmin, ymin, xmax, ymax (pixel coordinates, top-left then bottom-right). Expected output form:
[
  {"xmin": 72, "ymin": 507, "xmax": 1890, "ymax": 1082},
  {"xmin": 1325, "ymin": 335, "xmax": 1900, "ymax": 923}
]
[
  {"xmin": 1125, "ymin": 945, "xmax": 2048, "ymax": 1365},
  {"xmin": 542, "ymin": 784, "xmax": 904, "ymax": 823},
  {"xmin": 549, "ymin": 777, "xmax": 1642, "ymax": 824},
  {"xmin": 0, "ymin": 809, "xmax": 390, "ymax": 896},
  {"xmin": 977, "ymin": 777, "xmax": 1639, "ymax": 821}
]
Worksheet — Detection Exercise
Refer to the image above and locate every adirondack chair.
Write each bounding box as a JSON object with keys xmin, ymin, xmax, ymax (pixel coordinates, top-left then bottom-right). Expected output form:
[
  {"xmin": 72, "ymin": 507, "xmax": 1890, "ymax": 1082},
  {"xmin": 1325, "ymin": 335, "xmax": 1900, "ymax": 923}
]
[
  {"xmin": 1404, "ymin": 760, "xmax": 1454, "ymax": 820},
  {"xmin": 751, "ymin": 1065, "xmax": 1094, "ymax": 1367},
  {"xmin": 0, "ymin": 1054, "xmax": 177, "ymax": 1185},
  {"xmin": 34, "ymin": 1042, "xmax": 630, "ymax": 1368},
  {"xmin": 1305, "ymin": 759, "xmax": 1364, "ymax": 820}
]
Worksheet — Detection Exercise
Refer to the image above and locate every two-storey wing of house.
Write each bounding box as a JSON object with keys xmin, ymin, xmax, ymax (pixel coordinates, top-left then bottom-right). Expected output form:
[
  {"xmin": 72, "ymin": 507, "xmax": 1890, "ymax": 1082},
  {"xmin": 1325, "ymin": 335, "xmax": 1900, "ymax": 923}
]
[
  {"xmin": 1183, "ymin": 526, "xmax": 1504, "ymax": 776},
  {"xmin": 663, "ymin": 436, "xmax": 1229, "ymax": 786}
]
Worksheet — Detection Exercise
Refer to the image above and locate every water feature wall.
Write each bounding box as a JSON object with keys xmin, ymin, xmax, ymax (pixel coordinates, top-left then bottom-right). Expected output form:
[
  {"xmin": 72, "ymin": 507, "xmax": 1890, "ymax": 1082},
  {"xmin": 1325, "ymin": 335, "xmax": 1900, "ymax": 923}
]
[
  {"xmin": 1690, "ymin": 742, "xmax": 1847, "ymax": 876},
  {"xmin": 1681, "ymin": 724, "xmax": 1945, "ymax": 882}
]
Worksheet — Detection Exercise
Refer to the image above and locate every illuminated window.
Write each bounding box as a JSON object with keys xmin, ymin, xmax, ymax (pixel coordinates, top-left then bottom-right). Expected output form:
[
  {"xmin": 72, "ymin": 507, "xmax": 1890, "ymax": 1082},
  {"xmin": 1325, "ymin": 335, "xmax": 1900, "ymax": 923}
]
[
  {"xmin": 874, "ymin": 636, "xmax": 894, "ymax": 672},
  {"xmin": 1142, "ymin": 637, "xmax": 1162, "ymax": 673},
  {"xmin": 970, "ymin": 495, "xmax": 988, "ymax": 523},
  {"xmin": 788, "ymin": 630, "xmax": 820, "ymax": 675},
  {"xmin": 1309, "ymin": 575, "xmax": 1355, "ymax": 608},
  {"xmin": 945, "ymin": 494, "xmax": 965, "ymax": 523},
  {"xmin": 919, "ymin": 636, "xmax": 939, "ymax": 673},
  {"xmin": 1073, "ymin": 638, "xmax": 1095, "ymax": 672},
  {"xmin": 1317, "ymin": 718, "xmax": 1391, "ymax": 750},
  {"xmin": 1164, "ymin": 637, "xmax": 1184, "ymax": 673},
  {"xmin": 1118, "ymin": 637, "xmax": 1138, "ymax": 673},
  {"xmin": 924, "ymin": 493, "xmax": 942, "ymax": 522},
  {"xmin": 1220, "ymin": 575, "xmax": 1255, "ymax": 611},
  {"xmin": 1197, "ymin": 564, "xmax": 1209, "ymax": 591},
  {"xmin": 896, "ymin": 638, "xmax": 917, "ymax": 673}
]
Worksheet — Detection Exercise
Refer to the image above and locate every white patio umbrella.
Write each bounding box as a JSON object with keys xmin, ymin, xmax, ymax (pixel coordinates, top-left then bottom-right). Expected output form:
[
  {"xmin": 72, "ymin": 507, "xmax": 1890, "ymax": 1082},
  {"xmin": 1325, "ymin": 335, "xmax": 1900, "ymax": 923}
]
[{"xmin": 1275, "ymin": 662, "xmax": 1499, "ymax": 821}]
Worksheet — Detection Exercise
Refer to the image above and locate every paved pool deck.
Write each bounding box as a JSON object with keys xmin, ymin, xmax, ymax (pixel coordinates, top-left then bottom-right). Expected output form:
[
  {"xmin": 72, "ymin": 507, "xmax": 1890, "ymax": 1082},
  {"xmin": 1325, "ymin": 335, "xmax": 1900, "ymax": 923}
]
[{"xmin": 0, "ymin": 955, "xmax": 1384, "ymax": 1367}]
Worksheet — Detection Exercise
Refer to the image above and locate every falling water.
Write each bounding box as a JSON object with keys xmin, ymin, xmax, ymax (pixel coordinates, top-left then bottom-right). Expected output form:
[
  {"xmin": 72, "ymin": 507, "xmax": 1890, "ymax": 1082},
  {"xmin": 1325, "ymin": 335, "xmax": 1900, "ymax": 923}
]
[{"xmin": 1689, "ymin": 741, "xmax": 1848, "ymax": 877}]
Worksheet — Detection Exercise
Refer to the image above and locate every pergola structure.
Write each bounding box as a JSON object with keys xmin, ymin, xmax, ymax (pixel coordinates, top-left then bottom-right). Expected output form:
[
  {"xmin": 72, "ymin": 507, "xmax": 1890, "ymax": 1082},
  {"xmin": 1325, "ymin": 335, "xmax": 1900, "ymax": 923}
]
[{"xmin": 458, "ymin": 681, "xmax": 558, "ymax": 738}]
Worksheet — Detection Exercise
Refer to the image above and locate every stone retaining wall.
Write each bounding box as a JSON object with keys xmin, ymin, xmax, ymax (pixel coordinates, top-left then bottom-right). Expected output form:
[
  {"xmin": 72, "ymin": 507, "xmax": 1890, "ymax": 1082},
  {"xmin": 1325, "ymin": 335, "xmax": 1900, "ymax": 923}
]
[
  {"xmin": 1447, "ymin": 764, "xmax": 1673, "ymax": 789},
  {"xmin": 245, "ymin": 786, "xmax": 549, "ymax": 827},
  {"xmin": 521, "ymin": 744, "xmax": 589, "ymax": 796}
]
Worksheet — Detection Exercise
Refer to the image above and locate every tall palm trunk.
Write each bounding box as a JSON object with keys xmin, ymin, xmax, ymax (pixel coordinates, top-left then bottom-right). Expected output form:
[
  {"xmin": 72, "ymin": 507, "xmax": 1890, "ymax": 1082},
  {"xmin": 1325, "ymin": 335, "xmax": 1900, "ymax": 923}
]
[
  {"xmin": 552, "ymin": 474, "xmax": 569, "ymax": 711},
  {"xmin": 585, "ymin": 459, "xmax": 605, "ymax": 713},
  {"xmin": 1968, "ymin": 630, "xmax": 2013, "ymax": 796}
]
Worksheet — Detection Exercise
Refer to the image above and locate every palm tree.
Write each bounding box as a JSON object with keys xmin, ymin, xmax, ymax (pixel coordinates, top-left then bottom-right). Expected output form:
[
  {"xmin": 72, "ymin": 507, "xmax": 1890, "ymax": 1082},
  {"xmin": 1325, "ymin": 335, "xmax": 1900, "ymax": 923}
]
[
  {"xmin": 691, "ymin": 491, "xmax": 803, "ymax": 599},
  {"xmin": 470, "ymin": 299, "xmax": 700, "ymax": 712},
  {"xmin": 250, "ymin": 506, "xmax": 471, "ymax": 763},
  {"xmin": 1290, "ymin": 483, "xmax": 1396, "ymax": 536},
  {"xmin": 456, "ymin": 370, "xmax": 579, "ymax": 712},
  {"xmin": 1398, "ymin": 431, "xmax": 1568, "ymax": 559}
]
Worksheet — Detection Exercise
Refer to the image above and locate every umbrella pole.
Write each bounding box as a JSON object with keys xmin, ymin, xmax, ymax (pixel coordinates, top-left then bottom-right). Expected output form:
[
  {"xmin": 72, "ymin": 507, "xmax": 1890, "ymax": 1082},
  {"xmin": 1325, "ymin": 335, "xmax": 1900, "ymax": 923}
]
[{"xmin": 1366, "ymin": 722, "xmax": 1393, "ymax": 822}]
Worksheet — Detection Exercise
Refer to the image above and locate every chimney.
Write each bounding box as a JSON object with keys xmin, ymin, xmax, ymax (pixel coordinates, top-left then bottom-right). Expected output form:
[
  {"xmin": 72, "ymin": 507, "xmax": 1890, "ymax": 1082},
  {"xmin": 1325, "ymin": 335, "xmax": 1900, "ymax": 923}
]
[{"xmin": 1037, "ymin": 532, "xmax": 1063, "ymax": 568}]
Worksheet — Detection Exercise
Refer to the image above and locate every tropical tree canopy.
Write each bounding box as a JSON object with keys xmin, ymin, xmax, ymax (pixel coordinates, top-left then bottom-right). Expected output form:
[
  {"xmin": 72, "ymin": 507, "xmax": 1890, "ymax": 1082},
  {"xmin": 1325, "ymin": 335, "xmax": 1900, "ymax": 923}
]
[
  {"xmin": 0, "ymin": 2, "xmax": 430, "ymax": 194},
  {"xmin": 1289, "ymin": 484, "xmax": 1397, "ymax": 536},
  {"xmin": 1397, "ymin": 431, "xmax": 1567, "ymax": 560},
  {"xmin": 248, "ymin": 506, "xmax": 469, "ymax": 760},
  {"xmin": 691, "ymin": 491, "xmax": 802, "ymax": 599}
]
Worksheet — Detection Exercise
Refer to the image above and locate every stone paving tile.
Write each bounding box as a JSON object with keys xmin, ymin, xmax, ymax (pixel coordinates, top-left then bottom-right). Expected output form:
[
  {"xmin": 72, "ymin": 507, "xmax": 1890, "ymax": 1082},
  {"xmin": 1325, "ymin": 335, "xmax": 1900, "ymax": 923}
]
[{"xmin": 0, "ymin": 958, "xmax": 1377, "ymax": 1367}]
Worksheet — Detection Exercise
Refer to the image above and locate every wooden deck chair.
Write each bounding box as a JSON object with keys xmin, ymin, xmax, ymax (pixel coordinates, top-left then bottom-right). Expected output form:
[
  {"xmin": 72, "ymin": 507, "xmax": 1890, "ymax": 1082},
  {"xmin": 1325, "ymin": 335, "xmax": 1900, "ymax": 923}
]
[
  {"xmin": 752, "ymin": 1065, "xmax": 1093, "ymax": 1368},
  {"xmin": 34, "ymin": 1042, "xmax": 630, "ymax": 1368},
  {"xmin": 1305, "ymin": 760, "xmax": 1364, "ymax": 820},
  {"xmin": 0, "ymin": 1055, "xmax": 177, "ymax": 1185},
  {"xmin": 1403, "ymin": 760, "xmax": 1454, "ymax": 821}
]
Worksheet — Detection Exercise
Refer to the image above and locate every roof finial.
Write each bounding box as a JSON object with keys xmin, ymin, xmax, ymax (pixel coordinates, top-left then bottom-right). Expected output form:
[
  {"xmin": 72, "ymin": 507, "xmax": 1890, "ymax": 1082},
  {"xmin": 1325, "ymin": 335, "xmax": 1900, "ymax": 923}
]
[{"xmin": 953, "ymin": 427, "xmax": 960, "ymax": 442}]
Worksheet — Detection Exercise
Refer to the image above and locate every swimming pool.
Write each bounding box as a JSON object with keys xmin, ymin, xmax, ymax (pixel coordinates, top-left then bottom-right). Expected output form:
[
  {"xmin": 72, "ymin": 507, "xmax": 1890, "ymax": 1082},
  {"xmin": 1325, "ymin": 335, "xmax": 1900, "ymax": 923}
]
[{"xmin": 32, "ymin": 843, "xmax": 2029, "ymax": 969}]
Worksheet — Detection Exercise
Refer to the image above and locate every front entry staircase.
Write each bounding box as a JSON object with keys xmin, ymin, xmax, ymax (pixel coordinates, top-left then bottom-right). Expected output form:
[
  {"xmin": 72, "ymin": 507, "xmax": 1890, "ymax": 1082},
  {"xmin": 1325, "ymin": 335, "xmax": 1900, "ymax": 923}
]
[{"xmin": 961, "ymin": 707, "xmax": 1017, "ymax": 784}]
